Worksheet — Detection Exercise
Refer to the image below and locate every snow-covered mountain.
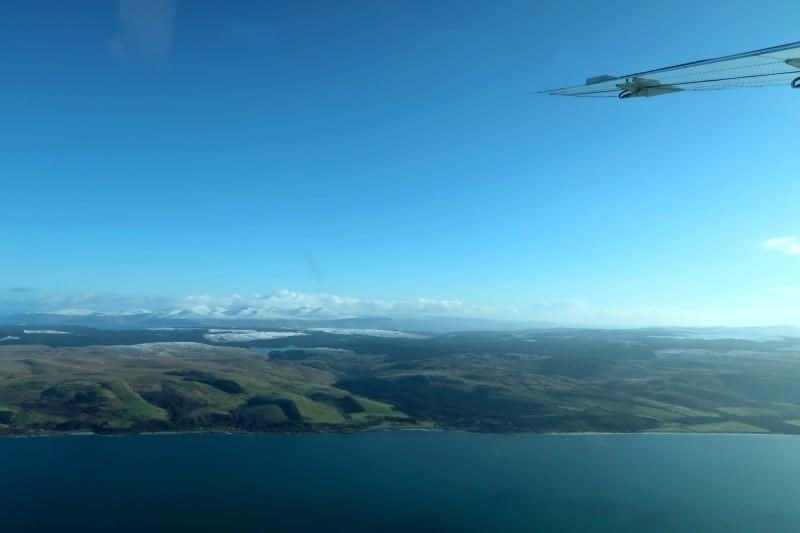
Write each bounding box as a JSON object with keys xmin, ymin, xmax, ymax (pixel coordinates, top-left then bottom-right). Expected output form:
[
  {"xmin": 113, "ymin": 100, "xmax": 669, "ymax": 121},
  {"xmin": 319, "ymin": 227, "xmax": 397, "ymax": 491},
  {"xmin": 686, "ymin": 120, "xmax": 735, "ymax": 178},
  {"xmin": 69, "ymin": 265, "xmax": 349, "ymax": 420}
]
[
  {"xmin": 1, "ymin": 308, "xmax": 544, "ymax": 333},
  {"xmin": 0, "ymin": 289, "xmax": 548, "ymax": 332}
]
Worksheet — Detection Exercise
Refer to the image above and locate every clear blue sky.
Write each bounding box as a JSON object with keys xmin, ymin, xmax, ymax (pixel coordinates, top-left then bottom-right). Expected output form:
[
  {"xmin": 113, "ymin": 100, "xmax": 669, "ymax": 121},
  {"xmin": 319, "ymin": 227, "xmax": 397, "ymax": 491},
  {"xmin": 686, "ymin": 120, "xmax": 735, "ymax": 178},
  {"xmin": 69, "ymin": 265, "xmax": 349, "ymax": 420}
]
[{"xmin": 3, "ymin": 0, "xmax": 800, "ymax": 326}]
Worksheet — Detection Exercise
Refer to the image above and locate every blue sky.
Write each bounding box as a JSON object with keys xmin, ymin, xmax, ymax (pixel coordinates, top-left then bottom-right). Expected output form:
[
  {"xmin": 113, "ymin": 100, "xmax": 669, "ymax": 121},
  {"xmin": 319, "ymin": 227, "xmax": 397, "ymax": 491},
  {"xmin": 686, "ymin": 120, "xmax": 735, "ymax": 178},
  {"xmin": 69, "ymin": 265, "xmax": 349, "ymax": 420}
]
[{"xmin": 2, "ymin": 0, "xmax": 800, "ymax": 326}]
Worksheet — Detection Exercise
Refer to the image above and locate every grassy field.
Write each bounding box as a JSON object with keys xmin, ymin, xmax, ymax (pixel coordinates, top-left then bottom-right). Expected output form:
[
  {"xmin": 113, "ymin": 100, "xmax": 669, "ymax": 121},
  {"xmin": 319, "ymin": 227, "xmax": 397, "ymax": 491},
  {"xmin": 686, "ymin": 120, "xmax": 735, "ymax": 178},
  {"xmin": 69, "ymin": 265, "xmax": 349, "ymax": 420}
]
[{"xmin": 0, "ymin": 343, "xmax": 412, "ymax": 434}]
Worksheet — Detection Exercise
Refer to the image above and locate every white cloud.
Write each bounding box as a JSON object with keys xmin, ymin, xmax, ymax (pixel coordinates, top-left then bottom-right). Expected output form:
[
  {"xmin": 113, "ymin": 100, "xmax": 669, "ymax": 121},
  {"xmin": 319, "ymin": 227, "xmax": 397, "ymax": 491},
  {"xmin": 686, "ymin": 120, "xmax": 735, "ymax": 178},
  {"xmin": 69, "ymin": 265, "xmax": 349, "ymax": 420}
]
[
  {"xmin": 0, "ymin": 289, "xmax": 170, "ymax": 316},
  {"xmin": 2, "ymin": 288, "xmax": 799, "ymax": 328},
  {"xmin": 0, "ymin": 288, "xmax": 490, "ymax": 320},
  {"xmin": 764, "ymin": 236, "xmax": 800, "ymax": 256},
  {"xmin": 167, "ymin": 290, "xmax": 495, "ymax": 321},
  {"xmin": 167, "ymin": 292, "xmax": 798, "ymax": 328}
]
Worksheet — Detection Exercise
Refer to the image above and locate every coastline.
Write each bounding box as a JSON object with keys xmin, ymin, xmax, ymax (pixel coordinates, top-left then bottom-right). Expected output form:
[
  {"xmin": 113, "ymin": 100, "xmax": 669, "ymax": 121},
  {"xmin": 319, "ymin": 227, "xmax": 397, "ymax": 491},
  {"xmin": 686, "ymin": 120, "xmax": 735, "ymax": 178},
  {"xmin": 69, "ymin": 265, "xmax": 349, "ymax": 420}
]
[{"xmin": 3, "ymin": 427, "xmax": 799, "ymax": 439}]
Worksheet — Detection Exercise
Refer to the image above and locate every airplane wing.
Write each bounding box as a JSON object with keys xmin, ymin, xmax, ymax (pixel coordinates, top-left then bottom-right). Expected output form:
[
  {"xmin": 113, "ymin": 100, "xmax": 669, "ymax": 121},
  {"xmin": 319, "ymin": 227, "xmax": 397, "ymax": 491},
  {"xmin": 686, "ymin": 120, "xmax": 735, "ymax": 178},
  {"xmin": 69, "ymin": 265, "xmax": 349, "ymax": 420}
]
[{"xmin": 544, "ymin": 41, "xmax": 800, "ymax": 99}]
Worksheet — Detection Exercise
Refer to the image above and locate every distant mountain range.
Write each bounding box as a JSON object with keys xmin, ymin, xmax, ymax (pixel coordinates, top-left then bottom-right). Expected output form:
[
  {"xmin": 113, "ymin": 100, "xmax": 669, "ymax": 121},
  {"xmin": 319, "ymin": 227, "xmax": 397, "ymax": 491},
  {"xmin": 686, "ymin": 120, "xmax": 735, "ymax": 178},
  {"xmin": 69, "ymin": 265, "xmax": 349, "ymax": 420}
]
[
  {"xmin": 0, "ymin": 309, "xmax": 551, "ymax": 333},
  {"xmin": 3, "ymin": 309, "xmax": 799, "ymax": 339}
]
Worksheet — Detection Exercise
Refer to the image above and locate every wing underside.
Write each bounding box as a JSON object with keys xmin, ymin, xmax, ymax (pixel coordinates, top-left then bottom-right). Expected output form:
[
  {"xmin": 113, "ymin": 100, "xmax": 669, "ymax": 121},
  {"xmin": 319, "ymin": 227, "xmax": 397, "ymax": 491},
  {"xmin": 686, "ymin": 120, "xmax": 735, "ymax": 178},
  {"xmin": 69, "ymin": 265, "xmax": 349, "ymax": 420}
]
[{"xmin": 545, "ymin": 41, "xmax": 800, "ymax": 98}]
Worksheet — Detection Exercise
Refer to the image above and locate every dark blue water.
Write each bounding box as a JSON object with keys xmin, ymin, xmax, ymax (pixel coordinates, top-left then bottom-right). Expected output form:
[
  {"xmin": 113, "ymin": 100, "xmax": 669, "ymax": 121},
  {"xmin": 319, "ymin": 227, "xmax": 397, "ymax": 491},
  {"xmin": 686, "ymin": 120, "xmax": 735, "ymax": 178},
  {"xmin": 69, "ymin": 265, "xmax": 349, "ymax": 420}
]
[{"xmin": 2, "ymin": 432, "xmax": 800, "ymax": 532}]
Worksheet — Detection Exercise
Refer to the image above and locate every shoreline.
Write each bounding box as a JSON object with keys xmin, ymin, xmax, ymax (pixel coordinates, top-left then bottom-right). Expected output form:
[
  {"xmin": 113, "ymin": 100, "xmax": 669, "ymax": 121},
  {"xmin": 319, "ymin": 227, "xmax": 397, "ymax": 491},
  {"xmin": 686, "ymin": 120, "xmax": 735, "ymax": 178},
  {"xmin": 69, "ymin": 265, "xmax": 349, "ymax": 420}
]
[{"xmin": 3, "ymin": 428, "xmax": 799, "ymax": 439}]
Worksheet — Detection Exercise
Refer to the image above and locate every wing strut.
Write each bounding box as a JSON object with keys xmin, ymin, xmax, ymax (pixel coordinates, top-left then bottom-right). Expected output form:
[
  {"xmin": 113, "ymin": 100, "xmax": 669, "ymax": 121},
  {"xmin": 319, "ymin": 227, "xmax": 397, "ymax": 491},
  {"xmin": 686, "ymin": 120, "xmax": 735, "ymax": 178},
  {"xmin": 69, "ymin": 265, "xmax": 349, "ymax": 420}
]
[
  {"xmin": 788, "ymin": 59, "xmax": 800, "ymax": 88},
  {"xmin": 544, "ymin": 41, "xmax": 800, "ymax": 99}
]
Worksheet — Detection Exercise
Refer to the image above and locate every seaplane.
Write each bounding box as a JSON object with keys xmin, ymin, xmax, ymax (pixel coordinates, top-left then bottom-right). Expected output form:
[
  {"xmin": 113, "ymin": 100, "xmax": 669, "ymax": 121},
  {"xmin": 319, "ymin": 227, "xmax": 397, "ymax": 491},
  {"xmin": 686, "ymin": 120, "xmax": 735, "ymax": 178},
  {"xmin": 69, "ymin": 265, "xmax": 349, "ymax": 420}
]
[{"xmin": 545, "ymin": 40, "xmax": 800, "ymax": 99}]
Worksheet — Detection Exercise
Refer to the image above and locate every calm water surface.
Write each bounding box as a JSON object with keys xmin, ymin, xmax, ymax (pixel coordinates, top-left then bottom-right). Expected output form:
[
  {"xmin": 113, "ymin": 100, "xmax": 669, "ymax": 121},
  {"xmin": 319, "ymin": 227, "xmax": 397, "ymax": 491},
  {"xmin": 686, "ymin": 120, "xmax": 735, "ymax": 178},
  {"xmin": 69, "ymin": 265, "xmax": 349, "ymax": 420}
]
[{"xmin": 2, "ymin": 432, "xmax": 800, "ymax": 532}]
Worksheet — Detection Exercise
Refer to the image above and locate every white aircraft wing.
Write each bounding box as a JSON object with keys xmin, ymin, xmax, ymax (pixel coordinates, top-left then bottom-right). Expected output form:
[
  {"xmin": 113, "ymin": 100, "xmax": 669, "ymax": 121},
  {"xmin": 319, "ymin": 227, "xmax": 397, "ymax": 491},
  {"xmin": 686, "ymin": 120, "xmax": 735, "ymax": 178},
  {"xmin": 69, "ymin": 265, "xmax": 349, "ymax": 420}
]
[{"xmin": 545, "ymin": 41, "xmax": 800, "ymax": 99}]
